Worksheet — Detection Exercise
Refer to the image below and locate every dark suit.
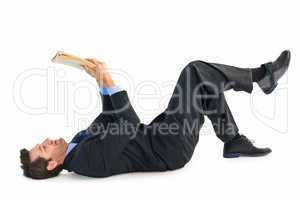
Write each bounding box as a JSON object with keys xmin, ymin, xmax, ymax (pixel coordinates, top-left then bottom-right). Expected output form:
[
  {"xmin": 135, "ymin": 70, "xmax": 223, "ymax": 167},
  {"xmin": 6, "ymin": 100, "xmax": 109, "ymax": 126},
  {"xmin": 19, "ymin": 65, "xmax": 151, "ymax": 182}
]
[{"xmin": 63, "ymin": 60, "xmax": 253, "ymax": 177}]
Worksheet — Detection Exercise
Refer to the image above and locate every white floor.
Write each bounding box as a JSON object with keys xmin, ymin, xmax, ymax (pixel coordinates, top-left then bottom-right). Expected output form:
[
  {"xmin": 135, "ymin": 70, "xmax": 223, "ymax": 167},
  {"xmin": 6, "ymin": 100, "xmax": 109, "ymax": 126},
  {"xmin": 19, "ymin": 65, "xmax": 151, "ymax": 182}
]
[
  {"xmin": 1, "ymin": 0, "xmax": 299, "ymax": 199},
  {"xmin": 11, "ymin": 133, "xmax": 299, "ymax": 199}
]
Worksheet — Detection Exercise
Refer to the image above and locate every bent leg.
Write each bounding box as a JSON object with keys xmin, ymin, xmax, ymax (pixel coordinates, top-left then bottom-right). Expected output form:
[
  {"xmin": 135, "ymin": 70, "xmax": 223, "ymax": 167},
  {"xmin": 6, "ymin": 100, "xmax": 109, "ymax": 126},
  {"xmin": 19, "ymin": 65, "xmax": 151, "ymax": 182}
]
[
  {"xmin": 206, "ymin": 93, "xmax": 239, "ymax": 142},
  {"xmin": 165, "ymin": 60, "xmax": 253, "ymax": 142},
  {"xmin": 207, "ymin": 61, "xmax": 253, "ymax": 93}
]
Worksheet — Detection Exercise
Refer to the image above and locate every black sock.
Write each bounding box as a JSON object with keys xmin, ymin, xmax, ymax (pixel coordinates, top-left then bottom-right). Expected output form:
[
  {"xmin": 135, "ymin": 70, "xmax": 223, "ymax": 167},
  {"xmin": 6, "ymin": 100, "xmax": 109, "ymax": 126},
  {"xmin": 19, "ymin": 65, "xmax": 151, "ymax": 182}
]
[
  {"xmin": 225, "ymin": 134, "xmax": 241, "ymax": 143},
  {"xmin": 251, "ymin": 66, "xmax": 266, "ymax": 82}
]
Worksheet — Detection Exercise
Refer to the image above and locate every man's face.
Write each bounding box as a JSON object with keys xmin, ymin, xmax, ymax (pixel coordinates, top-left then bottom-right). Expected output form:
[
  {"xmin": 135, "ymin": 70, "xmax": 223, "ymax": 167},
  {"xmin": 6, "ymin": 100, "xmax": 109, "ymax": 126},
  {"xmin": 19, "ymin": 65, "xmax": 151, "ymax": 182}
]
[{"xmin": 29, "ymin": 138, "xmax": 67, "ymax": 163}]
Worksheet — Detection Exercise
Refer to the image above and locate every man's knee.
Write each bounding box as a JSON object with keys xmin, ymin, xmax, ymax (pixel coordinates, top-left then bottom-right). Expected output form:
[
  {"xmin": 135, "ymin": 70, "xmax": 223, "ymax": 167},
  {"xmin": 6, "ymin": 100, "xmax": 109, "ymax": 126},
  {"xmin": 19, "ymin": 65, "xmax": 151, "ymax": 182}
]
[
  {"xmin": 182, "ymin": 60, "xmax": 213, "ymax": 74},
  {"xmin": 183, "ymin": 60, "xmax": 228, "ymax": 94}
]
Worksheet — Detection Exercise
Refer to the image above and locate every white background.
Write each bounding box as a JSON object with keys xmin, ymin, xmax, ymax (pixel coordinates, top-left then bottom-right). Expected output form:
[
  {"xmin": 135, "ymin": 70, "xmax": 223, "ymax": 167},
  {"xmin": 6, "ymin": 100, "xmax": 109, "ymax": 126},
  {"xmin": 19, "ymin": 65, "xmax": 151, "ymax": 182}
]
[{"xmin": 0, "ymin": 0, "xmax": 299, "ymax": 199}]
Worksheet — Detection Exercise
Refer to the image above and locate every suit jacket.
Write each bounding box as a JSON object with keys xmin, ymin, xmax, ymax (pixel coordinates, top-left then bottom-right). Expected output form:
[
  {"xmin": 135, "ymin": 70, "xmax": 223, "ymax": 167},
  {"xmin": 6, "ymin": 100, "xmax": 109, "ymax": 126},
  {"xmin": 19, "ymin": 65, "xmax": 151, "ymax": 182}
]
[{"xmin": 62, "ymin": 91, "xmax": 182, "ymax": 178}]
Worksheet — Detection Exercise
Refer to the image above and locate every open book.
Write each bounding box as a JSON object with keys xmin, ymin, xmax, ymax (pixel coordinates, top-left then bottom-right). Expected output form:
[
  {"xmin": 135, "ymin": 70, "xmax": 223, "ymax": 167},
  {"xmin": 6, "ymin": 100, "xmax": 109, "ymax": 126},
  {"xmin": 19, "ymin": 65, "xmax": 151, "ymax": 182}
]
[{"xmin": 51, "ymin": 51, "xmax": 95, "ymax": 69}]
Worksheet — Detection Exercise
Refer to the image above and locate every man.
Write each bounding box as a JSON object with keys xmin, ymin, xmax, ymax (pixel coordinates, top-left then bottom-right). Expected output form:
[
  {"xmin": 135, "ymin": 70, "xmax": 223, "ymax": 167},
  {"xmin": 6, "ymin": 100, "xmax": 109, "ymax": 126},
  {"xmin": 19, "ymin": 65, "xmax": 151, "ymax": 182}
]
[{"xmin": 20, "ymin": 50, "xmax": 291, "ymax": 179}]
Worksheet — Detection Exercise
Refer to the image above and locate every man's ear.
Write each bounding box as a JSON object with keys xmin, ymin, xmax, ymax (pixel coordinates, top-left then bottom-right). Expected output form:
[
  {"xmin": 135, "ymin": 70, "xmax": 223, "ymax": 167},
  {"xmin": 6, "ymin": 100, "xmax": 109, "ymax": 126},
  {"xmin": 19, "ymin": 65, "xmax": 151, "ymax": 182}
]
[{"xmin": 47, "ymin": 160, "xmax": 58, "ymax": 171}]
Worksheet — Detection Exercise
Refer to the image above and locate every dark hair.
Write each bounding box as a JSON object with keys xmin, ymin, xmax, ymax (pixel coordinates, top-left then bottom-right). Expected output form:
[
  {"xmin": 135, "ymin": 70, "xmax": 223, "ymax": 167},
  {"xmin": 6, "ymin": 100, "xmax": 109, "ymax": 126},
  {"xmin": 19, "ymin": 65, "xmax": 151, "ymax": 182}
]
[{"xmin": 20, "ymin": 148, "xmax": 63, "ymax": 179}]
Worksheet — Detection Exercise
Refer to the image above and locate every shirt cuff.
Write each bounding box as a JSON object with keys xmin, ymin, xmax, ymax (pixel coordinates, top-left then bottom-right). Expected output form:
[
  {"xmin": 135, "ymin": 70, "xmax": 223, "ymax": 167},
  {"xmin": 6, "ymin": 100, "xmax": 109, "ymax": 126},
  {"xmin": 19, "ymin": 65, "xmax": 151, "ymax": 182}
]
[{"xmin": 99, "ymin": 85, "xmax": 123, "ymax": 96}]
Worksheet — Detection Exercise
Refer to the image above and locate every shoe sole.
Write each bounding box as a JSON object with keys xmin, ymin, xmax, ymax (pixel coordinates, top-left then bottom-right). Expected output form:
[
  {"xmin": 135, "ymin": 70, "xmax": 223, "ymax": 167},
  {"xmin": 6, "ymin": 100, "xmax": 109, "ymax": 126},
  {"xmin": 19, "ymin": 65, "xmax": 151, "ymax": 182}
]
[
  {"xmin": 264, "ymin": 82, "xmax": 278, "ymax": 94},
  {"xmin": 223, "ymin": 152, "xmax": 271, "ymax": 158},
  {"xmin": 223, "ymin": 153, "xmax": 241, "ymax": 158}
]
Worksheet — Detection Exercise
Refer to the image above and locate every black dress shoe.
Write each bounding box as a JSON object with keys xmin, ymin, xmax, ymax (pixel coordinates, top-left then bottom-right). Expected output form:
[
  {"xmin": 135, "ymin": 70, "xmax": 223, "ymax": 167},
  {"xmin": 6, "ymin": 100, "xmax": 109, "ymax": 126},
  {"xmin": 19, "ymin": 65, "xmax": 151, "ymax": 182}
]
[
  {"xmin": 223, "ymin": 135, "xmax": 272, "ymax": 158},
  {"xmin": 258, "ymin": 50, "xmax": 291, "ymax": 94}
]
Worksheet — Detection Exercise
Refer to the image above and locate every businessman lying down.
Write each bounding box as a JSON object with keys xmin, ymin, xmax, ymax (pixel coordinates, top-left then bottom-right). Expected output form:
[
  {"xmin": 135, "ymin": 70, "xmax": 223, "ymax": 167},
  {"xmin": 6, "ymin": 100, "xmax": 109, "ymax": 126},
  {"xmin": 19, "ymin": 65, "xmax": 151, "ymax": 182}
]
[{"xmin": 20, "ymin": 50, "xmax": 291, "ymax": 179}]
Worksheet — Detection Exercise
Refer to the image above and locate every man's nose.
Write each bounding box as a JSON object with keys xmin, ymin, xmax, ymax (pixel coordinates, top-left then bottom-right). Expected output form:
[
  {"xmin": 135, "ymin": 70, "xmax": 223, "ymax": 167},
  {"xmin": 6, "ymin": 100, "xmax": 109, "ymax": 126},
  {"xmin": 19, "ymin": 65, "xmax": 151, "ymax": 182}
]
[{"xmin": 45, "ymin": 138, "xmax": 54, "ymax": 145}]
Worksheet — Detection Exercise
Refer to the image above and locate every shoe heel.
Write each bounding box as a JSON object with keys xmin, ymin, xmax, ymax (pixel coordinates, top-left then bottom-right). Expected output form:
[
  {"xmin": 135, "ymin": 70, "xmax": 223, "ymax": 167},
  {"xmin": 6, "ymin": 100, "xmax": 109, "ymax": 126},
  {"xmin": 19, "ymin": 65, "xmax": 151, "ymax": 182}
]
[
  {"xmin": 265, "ymin": 82, "xmax": 278, "ymax": 94},
  {"xmin": 223, "ymin": 153, "xmax": 241, "ymax": 158}
]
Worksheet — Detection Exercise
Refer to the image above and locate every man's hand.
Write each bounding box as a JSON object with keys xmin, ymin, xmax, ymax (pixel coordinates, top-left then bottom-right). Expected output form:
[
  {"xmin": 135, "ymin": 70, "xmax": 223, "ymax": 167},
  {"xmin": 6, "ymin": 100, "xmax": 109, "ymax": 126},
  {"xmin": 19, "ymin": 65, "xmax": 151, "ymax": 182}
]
[{"xmin": 82, "ymin": 58, "xmax": 115, "ymax": 87}]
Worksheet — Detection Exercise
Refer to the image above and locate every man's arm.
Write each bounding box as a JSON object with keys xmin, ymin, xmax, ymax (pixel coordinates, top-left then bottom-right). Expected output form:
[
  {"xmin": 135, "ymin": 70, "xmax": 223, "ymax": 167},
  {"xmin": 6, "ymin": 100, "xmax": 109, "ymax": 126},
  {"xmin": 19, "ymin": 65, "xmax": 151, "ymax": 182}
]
[
  {"xmin": 83, "ymin": 58, "xmax": 114, "ymax": 88},
  {"xmin": 82, "ymin": 58, "xmax": 122, "ymax": 111},
  {"xmin": 82, "ymin": 58, "xmax": 139, "ymax": 123},
  {"xmin": 83, "ymin": 57, "xmax": 140, "ymax": 121}
]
